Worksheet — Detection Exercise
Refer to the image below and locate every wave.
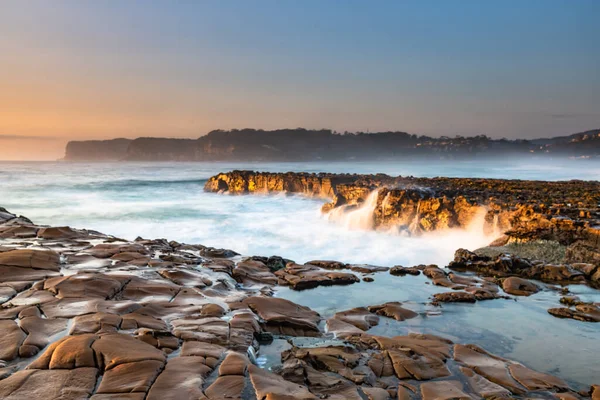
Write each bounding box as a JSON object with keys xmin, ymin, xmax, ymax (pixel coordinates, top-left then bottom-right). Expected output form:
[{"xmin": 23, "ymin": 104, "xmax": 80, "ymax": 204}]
[
  {"xmin": 325, "ymin": 190, "xmax": 380, "ymax": 230},
  {"xmin": 71, "ymin": 178, "xmax": 209, "ymax": 190},
  {"xmin": 323, "ymin": 189, "xmax": 501, "ymax": 243}
]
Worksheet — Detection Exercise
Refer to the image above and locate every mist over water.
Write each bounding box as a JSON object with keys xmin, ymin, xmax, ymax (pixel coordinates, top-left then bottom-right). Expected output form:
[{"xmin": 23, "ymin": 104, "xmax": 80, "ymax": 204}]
[{"xmin": 1, "ymin": 159, "xmax": 598, "ymax": 267}]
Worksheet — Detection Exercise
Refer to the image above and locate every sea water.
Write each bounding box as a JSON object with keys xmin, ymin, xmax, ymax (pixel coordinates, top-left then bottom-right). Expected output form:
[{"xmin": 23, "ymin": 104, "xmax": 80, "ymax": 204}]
[
  {"xmin": 2, "ymin": 159, "xmax": 599, "ymax": 266},
  {"xmin": 1, "ymin": 159, "xmax": 599, "ymax": 387}
]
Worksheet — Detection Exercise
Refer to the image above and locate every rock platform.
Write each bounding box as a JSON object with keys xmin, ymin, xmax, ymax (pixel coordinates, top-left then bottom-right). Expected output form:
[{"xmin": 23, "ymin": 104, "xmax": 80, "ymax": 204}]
[{"xmin": 0, "ymin": 206, "xmax": 598, "ymax": 399}]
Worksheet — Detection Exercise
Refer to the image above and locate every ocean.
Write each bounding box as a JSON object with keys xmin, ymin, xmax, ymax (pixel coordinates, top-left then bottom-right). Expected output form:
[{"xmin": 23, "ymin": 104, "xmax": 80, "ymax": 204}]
[
  {"xmin": 1, "ymin": 159, "xmax": 599, "ymax": 387},
  {"xmin": 2, "ymin": 159, "xmax": 598, "ymax": 267}
]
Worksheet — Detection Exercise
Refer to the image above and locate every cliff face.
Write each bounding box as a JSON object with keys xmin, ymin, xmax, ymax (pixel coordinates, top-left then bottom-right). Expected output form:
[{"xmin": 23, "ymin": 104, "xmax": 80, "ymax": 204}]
[
  {"xmin": 64, "ymin": 138, "xmax": 132, "ymax": 161},
  {"xmin": 62, "ymin": 128, "xmax": 600, "ymax": 161},
  {"xmin": 124, "ymin": 138, "xmax": 199, "ymax": 161},
  {"xmin": 205, "ymin": 171, "xmax": 600, "ymax": 264}
]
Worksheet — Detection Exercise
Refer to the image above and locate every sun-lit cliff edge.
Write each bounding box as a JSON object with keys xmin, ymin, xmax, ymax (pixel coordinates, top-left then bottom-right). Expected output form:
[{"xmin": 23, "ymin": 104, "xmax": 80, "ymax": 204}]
[
  {"xmin": 63, "ymin": 128, "xmax": 600, "ymax": 161},
  {"xmin": 205, "ymin": 170, "xmax": 600, "ymax": 266}
]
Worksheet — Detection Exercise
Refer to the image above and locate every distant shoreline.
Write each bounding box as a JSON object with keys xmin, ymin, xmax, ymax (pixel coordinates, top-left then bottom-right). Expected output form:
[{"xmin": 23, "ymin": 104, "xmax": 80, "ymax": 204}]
[{"xmin": 62, "ymin": 128, "xmax": 600, "ymax": 162}]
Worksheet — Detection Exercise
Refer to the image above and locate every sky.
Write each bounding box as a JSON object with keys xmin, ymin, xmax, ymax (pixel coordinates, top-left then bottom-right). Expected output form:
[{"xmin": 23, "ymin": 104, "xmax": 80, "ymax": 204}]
[{"xmin": 1, "ymin": 1, "xmax": 599, "ymax": 160}]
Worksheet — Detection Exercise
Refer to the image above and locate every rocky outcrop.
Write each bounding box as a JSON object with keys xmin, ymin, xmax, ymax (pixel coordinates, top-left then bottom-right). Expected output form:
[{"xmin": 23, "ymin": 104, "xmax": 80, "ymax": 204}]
[
  {"xmin": 206, "ymin": 171, "xmax": 600, "ymax": 262},
  {"xmin": 449, "ymin": 248, "xmax": 599, "ymax": 288},
  {"xmin": 501, "ymin": 276, "xmax": 540, "ymax": 296},
  {"xmin": 274, "ymin": 262, "xmax": 360, "ymax": 290},
  {"xmin": 0, "ymin": 206, "xmax": 598, "ymax": 398}
]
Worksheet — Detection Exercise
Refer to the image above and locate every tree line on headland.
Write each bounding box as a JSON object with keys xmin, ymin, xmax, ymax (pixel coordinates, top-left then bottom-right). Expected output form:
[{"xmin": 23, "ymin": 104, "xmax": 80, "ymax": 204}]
[{"xmin": 63, "ymin": 128, "xmax": 600, "ymax": 161}]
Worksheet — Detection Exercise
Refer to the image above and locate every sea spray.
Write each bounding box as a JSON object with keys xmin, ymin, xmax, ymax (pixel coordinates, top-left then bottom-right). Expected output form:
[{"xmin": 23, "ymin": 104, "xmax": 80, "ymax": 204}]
[
  {"xmin": 324, "ymin": 190, "xmax": 502, "ymax": 251},
  {"xmin": 325, "ymin": 190, "xmax": 380, "ymax": 230},
  {"xmin": 0, "ymin": 161, "xmax": 533, "ymax": 267},
  {"xmin": 408, "ymin": 199, "xmax": 422, "ymax": 234}
]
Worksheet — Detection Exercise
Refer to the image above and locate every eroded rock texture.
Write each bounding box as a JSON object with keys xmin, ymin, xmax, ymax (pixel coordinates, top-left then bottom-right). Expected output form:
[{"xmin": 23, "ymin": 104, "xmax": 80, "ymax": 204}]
[
  {"xmin": 205, "ymin": 171, "xmax": 600, "ymax": 265},
  {"xmin": 0, "ymin": 206, "xmax": 597, "ymax": 399}
]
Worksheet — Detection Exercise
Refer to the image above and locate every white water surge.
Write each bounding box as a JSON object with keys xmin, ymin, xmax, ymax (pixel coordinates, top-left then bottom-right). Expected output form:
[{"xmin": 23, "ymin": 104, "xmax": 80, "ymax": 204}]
[
  {"xmin": 324, "ymin": 190, "xmax": 380, "ymax": 230},
  {"xmin": 0, "ymin": 160, "xmax": 597, "ymax": 267},
  {"xmin": 325, "ymin": 188, "xmax": 499, "ymax": 248}
]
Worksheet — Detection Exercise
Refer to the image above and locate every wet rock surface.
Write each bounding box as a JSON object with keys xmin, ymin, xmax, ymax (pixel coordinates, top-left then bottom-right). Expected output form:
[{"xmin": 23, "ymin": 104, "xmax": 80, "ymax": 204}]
[
  {"xmin": 205, "ymin": 171, "xmax": 600, "ymax": 263},
  {"xmin": 0, "ymin": 206, "xmax": 598, "ymax": 398}
]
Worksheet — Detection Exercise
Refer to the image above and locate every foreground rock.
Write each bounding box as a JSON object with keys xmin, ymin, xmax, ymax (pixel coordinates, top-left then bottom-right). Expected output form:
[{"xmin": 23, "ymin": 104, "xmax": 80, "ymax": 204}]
[
  {"xmin": 549, "ymin": 303, "xmax": 600, "ymax": 322},
  {"xmin": 450, "ymin": 248, "xmax": 598, "ymax": 288},
  {"xmin": 275, "ymin": 262, "xmax": 360, "ymax": 290},
  {"xmin": 0, "ymin": 206, "xmax": 597, "ymax": 398}
]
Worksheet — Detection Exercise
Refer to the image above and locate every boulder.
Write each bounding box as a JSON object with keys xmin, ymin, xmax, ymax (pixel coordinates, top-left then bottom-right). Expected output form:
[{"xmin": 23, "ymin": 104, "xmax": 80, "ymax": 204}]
[
  {"xmin": 367, "ymin": 302, "xmax": 418, "ymax": 321},
  {"xmin": 432, "ymin": 292, "xmax": 477, "ymax": 304},
  {"xmin": 502, "ymin": 277, "xmax": 540, "ymax": 296},
  {"xmin": 390, "ymin": 265, "xmax": 421, "ymax": 276},
  {"xmin": 275, "ymin": 263, "xmax": 359, "ymax": 290}
]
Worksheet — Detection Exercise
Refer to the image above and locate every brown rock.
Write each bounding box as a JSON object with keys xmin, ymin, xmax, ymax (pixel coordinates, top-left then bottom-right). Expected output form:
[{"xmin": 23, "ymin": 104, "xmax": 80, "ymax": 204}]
[
  {"xmin": 70, "ymin": 312, "xmax": 122, "ymax": 335},
  {"xmin": 361, "ymin": 387, "xmax": 390, "ymax": 400},
  {"xmin": 420, "ymin": 381, "xmax": 472, "ymax": 400},
  {"xmin": 508, "ymin": 364, "xmax": 569, "ymax": 391},
  {"xmin": 0, "ymin": 320, "xmax": 26, "ymax": 361},
  {"xmin": 459, "ymin": 366, "xmax": 511, "ymax": 398},
  {"xmin": 502, "ymin": 277, "xmax": 540, "ymax": 296},
  {"xmin": 233, "ymin": 259, "xmax": 278, "ymax": 286},
  {"xmin": 374, "ymin": 335, "xmax": 452, "ymax": 380},
  {"xmin": 171, "ymin": 317, "xmax": 229, "ymax": 343},
  {"xmin": 92, "ymin": 333, "xmax": 166, "ymax": 370},
  {"xmin": 0, "ymin": 225, "xmax": 38, "ymax": 239},
  {"xmin": 275, "ymin": 263, "xmax": 359, "ymax": 290},
  {"xmin": 219, "ymin": 352, "xmax": 250, "ymax": 376},
  {"xmin": 0, "ymin": 248, "xmax": 60, "ymax": 271},
  {"xmin": 19, "ymin": 315, "xmax": 68, "ymax": 355},
  {"xmin": 390, "ymin": 265, "xmax": 421, "ymax": 276},
  {"xmin": 591, "ymin": 385, "xmax": 600, "ymax": 400},
  {"xmin": 146, "ymin": 356, "xmax": 211, "ymax": 400},
  {"xmin": 90, "ymin": 394, "xmax": 145, "ymax": 400},
  {"xmin": 28, "ymin": 334, "xmax": 98, "ymax": 369},
  {"xmin": 204, "ymin": 375, "xmax": 246, "ymax": 399},
  {"xmin": 242, "ymin": 296, "xmax": 321, "ymax": 337},
  {"xmin": 423, "ymin": 265, "xmax": 463, "ymax": 289},
  {"xmin": 454, "ymin": 344, "xmax": 525, "ymax": 394},
  {"xmin": 0, "ymin": 265, "xmax": 61, "ymax": 283},
  {"xmin": 432, "ymin": 292, "xmax": 476, "ymax": 304},
  {"xmin": 37, "ymin": 226, "xmax": 79, "ymax": 240},
  {"xmin": 330, "ymin": 307, "xmax": 379, "ymax": 330},
  {"xmin": 548, "ymin": 304, "xmax": 600, "ymax": 322},
  {"xmin": 181, "ymin": 341, "xmax": 226, "ymax": 360},
  {"xmin": 44, "ymin": 273, "xmax": 129, "ymax": 299},
  {"xmin": 248, "ymin": 364, "xmax": 317, "ymax": 400},
  {"xmin": 347, "ymin": 264, "xmax": 389, "ymax": 273},
  {"xmin": 121, "ymin": 278, "xmax": 180, "ymax": 303},
  {"xmin": 96, "ymin": 360, "xmax": 164, "ymax": 394},
  {"xmin": 158, "ymin": 269, "xmax": 212, "ymax": 288},
  {"xmin": 368, "ymin": 302, "xmax": 418, "ymax": 321},
  {"xmin": 0, "ymin": 368, "xmax": 98, "ymax": 400},
  {"xmin": 41, "ymin": 297, "xmax": 141, "ymax": 319}
]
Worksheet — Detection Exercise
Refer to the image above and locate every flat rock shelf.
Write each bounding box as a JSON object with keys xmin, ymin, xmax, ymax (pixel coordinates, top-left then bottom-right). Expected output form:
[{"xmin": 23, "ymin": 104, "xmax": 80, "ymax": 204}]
[{"xmin": 0, "ymin": 204, "xmax": 598, "ymax": 399}]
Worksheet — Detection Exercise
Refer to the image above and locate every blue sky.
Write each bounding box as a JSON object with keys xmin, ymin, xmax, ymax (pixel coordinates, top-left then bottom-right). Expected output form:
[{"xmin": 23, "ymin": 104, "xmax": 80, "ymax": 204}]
[{"xmin": 1, "ymin": 0, "xmax": 598, "ymax": 158}]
